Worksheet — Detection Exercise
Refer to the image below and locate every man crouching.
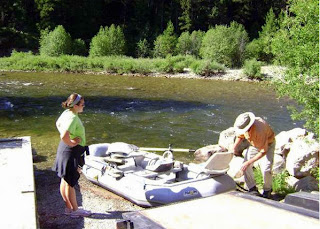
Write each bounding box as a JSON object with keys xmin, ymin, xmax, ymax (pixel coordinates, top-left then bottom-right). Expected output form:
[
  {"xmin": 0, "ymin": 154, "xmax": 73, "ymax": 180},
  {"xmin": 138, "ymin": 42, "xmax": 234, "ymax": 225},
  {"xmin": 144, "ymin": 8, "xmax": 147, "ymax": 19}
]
[{"xmin": 232, "ymin": 112, "xmax": 275, "ymax": 199}]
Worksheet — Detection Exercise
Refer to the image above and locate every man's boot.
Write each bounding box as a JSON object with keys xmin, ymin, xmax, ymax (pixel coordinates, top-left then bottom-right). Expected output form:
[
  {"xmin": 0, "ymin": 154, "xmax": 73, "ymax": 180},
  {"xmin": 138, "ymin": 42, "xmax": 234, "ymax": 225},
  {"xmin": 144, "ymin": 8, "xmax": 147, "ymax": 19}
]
[{"xmin": 247, "ymin": 186, "xmax": 261, "ymax": 197}]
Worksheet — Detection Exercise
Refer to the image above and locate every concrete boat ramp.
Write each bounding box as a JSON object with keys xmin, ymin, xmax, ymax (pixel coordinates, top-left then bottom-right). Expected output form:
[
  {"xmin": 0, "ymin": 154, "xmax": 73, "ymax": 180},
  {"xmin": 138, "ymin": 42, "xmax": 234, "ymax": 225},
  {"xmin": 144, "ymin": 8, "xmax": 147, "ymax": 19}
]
[
  {"xmin": 119, "ymin": 191, "xmax": 319, "ymax": 229},
  {"xmin": 0, "ymin": 137, "xmax": 38, "ymax": 229}
]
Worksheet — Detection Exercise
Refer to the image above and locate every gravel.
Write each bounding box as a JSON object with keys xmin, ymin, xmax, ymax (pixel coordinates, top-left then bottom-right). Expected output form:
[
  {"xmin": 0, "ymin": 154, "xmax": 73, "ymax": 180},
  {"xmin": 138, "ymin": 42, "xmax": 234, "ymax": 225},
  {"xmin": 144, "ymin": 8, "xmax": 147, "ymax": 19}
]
[{"xmin": 35, "ymin": 169, "xmax": 143, "ymax": 229}]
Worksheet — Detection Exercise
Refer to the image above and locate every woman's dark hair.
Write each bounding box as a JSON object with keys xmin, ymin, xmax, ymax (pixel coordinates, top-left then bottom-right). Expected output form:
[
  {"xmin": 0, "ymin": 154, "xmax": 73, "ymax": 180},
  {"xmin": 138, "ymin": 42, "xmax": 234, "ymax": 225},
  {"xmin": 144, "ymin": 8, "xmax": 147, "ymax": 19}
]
[{"xmin": 61, "ymin": 93, "xmax": 83, "ymax": 109}]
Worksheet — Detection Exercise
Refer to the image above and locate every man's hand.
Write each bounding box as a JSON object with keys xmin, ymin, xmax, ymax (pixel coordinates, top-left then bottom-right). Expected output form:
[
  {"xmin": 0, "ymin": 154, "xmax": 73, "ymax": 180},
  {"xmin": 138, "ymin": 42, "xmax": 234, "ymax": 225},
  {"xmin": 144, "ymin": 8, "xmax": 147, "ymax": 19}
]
[{"xmin": 241, "ymin": 161, "xmax": 251, "ymax": 172}]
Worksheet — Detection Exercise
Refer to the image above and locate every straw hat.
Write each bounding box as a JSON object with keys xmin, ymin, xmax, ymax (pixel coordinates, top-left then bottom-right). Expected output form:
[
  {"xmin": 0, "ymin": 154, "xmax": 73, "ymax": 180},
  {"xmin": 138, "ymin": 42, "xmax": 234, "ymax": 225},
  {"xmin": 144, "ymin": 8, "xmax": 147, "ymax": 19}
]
[{"xmin": 234, "ymin": 112, "xmax": 255, "ymax": 134}]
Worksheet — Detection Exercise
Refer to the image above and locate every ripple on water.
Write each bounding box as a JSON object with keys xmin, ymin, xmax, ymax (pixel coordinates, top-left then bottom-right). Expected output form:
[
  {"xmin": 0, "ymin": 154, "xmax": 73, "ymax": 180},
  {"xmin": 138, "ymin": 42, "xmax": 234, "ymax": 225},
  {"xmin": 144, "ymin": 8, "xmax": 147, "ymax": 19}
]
[{"xmin": 0, "ymin": 72, "xmax": 303, "ymax": 163}]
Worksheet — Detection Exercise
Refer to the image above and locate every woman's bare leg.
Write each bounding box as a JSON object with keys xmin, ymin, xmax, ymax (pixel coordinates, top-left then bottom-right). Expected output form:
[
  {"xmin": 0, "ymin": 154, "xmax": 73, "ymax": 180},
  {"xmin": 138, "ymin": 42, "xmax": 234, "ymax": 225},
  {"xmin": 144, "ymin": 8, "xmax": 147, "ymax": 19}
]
[
  {"xmin": 65, "ymin": 183, "xmax": 78, "ymax": 211},
  {"xmin": 60, "ymin": 179, "xmax": 71, "ymax": 209},
  {"xmin": 60, "ymin": 178, "xmax": 78, "ymax": 210}
]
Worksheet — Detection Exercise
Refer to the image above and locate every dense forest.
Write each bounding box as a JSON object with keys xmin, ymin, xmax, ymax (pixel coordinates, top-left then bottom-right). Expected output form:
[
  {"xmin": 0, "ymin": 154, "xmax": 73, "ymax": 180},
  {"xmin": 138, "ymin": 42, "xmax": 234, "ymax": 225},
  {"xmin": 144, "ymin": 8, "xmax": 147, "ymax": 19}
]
[{"xmin": 1, "ymin": 0, "xmax": 287, "ymax": 56}]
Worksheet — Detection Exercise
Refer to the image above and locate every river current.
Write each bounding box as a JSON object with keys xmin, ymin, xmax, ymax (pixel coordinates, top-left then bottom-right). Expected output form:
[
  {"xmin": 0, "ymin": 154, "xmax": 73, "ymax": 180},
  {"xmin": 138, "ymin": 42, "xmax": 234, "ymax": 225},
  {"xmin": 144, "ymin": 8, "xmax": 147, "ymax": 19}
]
[{"xmin": 0, "ymin": 71, "xmax": 302, "ymax": 165}]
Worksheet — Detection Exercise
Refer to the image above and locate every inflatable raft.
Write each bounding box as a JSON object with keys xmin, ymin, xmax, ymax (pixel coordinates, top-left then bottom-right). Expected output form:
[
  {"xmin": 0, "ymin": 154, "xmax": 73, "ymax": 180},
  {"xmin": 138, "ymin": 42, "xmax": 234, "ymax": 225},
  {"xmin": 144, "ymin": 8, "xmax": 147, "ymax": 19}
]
[{"xmin": 82, "ymin": 142, "xmax": 236, "ymax": 207}]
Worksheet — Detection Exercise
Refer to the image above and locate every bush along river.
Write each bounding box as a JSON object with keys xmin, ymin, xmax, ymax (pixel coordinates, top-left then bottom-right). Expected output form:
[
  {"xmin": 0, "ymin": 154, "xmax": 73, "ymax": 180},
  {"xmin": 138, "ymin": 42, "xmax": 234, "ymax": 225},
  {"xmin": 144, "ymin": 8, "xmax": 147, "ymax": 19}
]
[{"xmin": 0, "ymin": 71, "xmax": 303, "ymax": 169}]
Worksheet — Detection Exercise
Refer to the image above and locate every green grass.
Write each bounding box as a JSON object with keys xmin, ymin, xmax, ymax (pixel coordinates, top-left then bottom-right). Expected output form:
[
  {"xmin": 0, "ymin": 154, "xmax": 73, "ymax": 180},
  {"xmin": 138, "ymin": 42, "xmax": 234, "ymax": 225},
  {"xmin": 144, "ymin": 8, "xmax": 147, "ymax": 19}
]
[{"xmin": 0, "ymin": 51, "xmax": 226, "ymax": 76}]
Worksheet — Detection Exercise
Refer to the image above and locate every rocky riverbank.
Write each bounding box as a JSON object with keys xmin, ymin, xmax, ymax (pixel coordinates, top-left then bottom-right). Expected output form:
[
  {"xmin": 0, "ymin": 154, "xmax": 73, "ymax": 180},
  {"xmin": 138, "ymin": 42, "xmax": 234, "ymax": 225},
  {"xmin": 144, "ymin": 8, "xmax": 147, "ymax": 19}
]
[
  {"xmin": 147, "ymin": 65, "xmax": 285, "ymax": 81},
  {"xmin": 1, "ymin": 65, "xmax": 285, "ymax": 82}
]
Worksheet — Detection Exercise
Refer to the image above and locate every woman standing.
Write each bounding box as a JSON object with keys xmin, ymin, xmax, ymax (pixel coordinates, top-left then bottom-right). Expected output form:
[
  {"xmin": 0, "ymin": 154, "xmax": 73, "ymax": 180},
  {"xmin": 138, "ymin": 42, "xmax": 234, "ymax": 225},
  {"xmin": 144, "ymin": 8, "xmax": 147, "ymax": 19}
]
[{"xmin": 53, "ymin": 93, "xmax": 91, "ymax": 217}]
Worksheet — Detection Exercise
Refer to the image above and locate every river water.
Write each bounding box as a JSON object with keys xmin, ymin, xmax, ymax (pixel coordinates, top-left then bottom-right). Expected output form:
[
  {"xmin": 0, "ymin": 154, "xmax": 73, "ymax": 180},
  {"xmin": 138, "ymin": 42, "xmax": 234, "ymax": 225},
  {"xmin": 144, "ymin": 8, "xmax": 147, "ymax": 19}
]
[{"xmin": 0, "ymin": 71, "xmax": 302, "ymax": 166}]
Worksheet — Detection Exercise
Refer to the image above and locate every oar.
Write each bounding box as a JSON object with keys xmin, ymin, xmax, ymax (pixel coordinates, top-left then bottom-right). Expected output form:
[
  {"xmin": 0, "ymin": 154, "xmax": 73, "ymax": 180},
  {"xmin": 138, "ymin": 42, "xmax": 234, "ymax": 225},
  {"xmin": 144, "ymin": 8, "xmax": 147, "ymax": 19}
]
[{"xmin": 139, "ymin": 147, "xmax": 196, "ymax": 153}]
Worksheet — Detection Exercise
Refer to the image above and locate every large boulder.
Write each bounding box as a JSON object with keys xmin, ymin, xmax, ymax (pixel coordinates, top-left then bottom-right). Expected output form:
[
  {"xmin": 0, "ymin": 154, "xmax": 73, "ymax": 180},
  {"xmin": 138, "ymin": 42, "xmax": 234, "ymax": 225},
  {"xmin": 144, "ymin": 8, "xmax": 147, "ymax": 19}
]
[
  {"xmin": 285, "ymin": 138, "xmax": 319, "ymax": 177},
  {"xmin": 286, "ymin": 128, "xmax": 308, "ymax": 140},
  {"xmin": 275, "ymin": 128, "xmax": 308, "ymax": 157},
  {"xmin": 194, "ymin": 144, "xmax": 226, "ymax": 162},
  {"xmin": 274, "ymin": 131, "xmax": 291, "ymax": 157},
  {"xmin": 218, "ymin": 127, "xmax": 250, "ymax": 156}
]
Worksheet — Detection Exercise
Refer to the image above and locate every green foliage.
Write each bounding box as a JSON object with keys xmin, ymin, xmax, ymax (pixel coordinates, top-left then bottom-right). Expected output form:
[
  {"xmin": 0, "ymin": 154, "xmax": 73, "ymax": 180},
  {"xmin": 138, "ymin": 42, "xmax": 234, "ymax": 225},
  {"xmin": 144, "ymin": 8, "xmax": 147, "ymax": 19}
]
[
  {"xmin": 176, "ymin": 30, "xmax": 204, "ymax": 57},
  {"xmin": 152, "ymin": 55, "xmax": 191, "ymax": 73},
  {"xmin": 179, "ymin": 0, "xmax": 192, "ymax": 31},
  {"xmin": 200, "ymin": 22, "xmax": 249, "ymax": 68},
  {"xmin": 272, "ymin": 171, "xmax": 295, "ymax": 196},
  {"xmin": 0, "ymin": 52, "xmax": 201, "ymax": 75},
  {"xmin": 254, "ymin": 168, "xmax": 295, "ymax": 196},
  {"xmin": 136, "ymin": 39, "xmax": 150, "ymax": 58},
  {"xmin": 243, "ymin": 59, "xmax": 262, "ymax": 80},
  {"xmin": 310, "ymin": 167, "xmax": 319, "ymax": 185},
  {"xmin": 190, "ymin": 59, "xmax": 225, "ymax": 76},
  {"xmin": 271, "ymin": 0, "xmax": 319, "ymax": 135},
  {"xmin": 253, "ymin": 168, "xmax": 264, "ymax": 190},
  {"xmin": 39, "ymin": 25, "xmax": 72, "ymax": 56},
  {"xmin": 72, "ymin": 39, "xmax": 87, "ymax": 56},
  {"xmin": 245, "ymin": 39, "xmax": 264, "ymax": 61},
  {"xmin": 176, "ymin": 31, "xmax": 192, "ymax": 55},
  {"xmin": 35, "ymin": 0, "xmax": 57, "ymax": 31},
  {"xmin": 3, "ymin": 0, "xmax": 289, "ymax": 57},
  {"xmin": 153, "ymin": 21, "xmax": 177, "ymax": 58},
  {"xmin": 255, "ymin": 8, "xmax": 279, "ymax": 62},
  {"xmin": 190, "ymin": 30, "xmax": 204, "ymax": 58},
  {"xmin": 89, "ymin": 24, "xmax": 126, "ymax": 57}
]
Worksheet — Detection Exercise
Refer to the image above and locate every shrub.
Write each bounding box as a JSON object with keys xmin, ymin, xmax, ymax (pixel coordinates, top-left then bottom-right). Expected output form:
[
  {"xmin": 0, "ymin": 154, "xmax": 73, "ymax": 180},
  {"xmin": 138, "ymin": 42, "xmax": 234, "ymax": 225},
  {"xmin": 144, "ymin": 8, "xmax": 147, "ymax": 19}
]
[
  {"xmin": 72, "ymin": 38, "xmax": 87, "ymax": 56},
  {"xmin": 176, "ymin": 31, "xmax": 192, "ymax": 55},
  {"xmin": 272, "ymin": 171, "xmax": 295, "ymax": 196},
  {"xmin": 190, "ymin": 59, "xmax": 225, "ymax": 76},
  {"xmin": 190, "ymin": 30, "xmax": 204, "ymax": 57},
  {"xmin": 254, "ymin": 168, "xmax": 295, "ymax": 196},
  {"xmin": 153, "ymin": 21, "xmax": 177, "ymax": 58},
  {"xmin": 89, "ymin": 24, "xmax": 126, "ymax": 57},
  {"xmin": 39, "ymin": 25, "xmax": 72, "ymax": 56},
  {"xmin": 176, "ymin": 30, "xmax": 204, "ymax": 57},
  {"xmin": 200, "ymin": 22, "xmax": 248, "ymax": 68},
  {"xmin": 245, "ymin": 39, "xmax": 263, "ymax": 60},
  {"xmin": 243, "ymin": 58, "xmax": 262, "ymax": 80},
  {"xmin": 258, "ymin": 8, "xmax": 278, "ymax": 63},
  {"xmin": 136, "ymin": 38, "xmax": 150, "ymax": 58},
  {"xmin": 310, "ymin": 167, "xmax": 319, "ymax": 185}
]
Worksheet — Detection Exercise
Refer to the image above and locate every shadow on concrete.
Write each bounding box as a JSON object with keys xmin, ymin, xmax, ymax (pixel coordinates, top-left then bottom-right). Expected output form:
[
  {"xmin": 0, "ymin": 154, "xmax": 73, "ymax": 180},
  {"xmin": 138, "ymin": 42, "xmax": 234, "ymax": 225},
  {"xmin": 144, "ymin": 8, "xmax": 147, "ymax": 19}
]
[{"xmin": 34, "ymin": 168, "xmax": 85, "ymax": 229}]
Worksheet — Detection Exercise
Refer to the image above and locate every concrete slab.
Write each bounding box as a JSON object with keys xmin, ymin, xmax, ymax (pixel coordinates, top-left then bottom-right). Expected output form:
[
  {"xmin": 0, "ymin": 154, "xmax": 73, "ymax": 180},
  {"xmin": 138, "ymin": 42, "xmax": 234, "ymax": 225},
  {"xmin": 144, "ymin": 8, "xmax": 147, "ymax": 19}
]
[
  {"xmin": 121, "ymin": 191, "xmax": 320, "ymax": 229},
  {"xmin": 285, "ymin": 191, "xmax": 319, "ymax": 212},
  {"xmin": 0, "ymin": 137, "xmax": 38, "ymax": 229}
]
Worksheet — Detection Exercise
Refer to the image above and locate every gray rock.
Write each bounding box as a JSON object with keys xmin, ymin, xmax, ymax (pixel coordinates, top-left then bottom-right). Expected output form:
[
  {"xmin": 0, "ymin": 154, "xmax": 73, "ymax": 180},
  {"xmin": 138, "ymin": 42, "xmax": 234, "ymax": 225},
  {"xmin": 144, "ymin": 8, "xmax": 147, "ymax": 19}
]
[
  {"xmin": 218, "ymin": 127, "xmax": 249, "ymax": 156},
  {"xmin": 287, "ymin": 176, "xmax": 319, "ymax": 192},
  {"xmin": 194, "ymin": 144, "xmax": 226, "ymax": 162},
  {"xmin": 285, "ymin": 139, "xmax": 319, "ymax": 177}
]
